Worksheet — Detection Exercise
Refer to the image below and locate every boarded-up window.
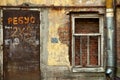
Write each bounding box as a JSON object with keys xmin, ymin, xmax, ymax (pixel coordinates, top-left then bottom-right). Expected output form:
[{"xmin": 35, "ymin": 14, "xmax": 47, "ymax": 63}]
[
  {"xmin": 71, "ymin": 13, "xmax": 104, "ymax": 72},
  {"xmin": 74, "ymin": 18, "xmax": 99, "ymax": 67}
]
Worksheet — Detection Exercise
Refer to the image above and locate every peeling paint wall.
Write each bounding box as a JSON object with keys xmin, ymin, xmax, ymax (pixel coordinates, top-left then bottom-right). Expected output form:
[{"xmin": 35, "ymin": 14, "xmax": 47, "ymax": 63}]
[
  {"xmin": 0, "ymin": 0, "xmax": 105, "ymax": 6},
  {"xmin": 48, "ymin": 9, "xmax": 70, "ymax": 65},
  {"xmin": 47, "ymin": 8, "xmax": 105, "ymax": 66},
  {"xmin": 42, "ymin": 8, "xmax": 105, "ymax": 80},
  {"xmin": 0, "ymin": 0, "xmax": 107, "ymax": 80}
]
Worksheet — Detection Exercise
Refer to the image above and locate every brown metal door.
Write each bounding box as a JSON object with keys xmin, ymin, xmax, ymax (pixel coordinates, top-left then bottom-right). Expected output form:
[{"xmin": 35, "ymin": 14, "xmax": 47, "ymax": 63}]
[{"xmin": 3, "ymin": 10, "xmax": 40, "ymax": 80}]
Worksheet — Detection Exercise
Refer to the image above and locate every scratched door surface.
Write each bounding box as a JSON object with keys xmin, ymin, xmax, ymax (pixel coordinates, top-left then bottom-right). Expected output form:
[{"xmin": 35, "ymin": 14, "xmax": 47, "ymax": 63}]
[{"xmin": 3, "ymin": 10, "xmax": 40, "ymax": 80}]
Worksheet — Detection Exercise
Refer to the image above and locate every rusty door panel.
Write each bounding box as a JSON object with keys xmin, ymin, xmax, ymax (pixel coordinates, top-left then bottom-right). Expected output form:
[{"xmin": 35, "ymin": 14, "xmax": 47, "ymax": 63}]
[{"xmin": 3, "ymin": 10, "xmax": 40, "ymax": 80}]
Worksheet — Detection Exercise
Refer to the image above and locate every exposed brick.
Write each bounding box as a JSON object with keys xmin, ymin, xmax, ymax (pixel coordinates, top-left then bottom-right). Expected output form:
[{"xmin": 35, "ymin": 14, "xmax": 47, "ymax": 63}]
[
  {"xmin": 58, "ymin": 26, "xmax": 70, "ymax": 45},
  {"xmin": 75, "ymin": 18, "xmax": 99, "ymax": 33},
  {"xmin": 74, "ymin": 18, "xmax": 99, "ymax": 66}
]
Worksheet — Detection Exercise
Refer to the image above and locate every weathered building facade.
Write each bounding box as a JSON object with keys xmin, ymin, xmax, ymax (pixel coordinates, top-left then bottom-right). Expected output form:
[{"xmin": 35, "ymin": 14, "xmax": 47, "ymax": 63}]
[{"xmin": 0, "ymin": 0, "xmax": 120, "ymax": 80}]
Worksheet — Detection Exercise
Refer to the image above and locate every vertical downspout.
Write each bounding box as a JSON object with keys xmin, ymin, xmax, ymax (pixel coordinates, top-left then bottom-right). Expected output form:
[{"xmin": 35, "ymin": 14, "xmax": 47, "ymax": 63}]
[{"xmin": 106, "ymin": 0, "xmax": 116, "ymax": 78}]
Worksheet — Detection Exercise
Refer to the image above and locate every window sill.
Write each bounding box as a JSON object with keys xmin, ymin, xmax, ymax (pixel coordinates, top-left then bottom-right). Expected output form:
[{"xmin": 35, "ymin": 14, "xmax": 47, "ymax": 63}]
[{"xmin": 72, "ymin": 67, "xmax": 105, "ymax": 72}]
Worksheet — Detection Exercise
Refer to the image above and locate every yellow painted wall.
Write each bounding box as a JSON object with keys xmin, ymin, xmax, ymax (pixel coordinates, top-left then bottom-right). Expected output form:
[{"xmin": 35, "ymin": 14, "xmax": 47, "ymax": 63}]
[
  {"xmin": 0, "ymin": 0, "xmax": 105, "ymax": 6},
  {"xmin": 0, "ymin": 0, "xmax": 105, "ymax": 66},
  {"xmin": 47, "ymin": 9, "xmax": 70, "ymax": 65},
  {"xmin": 47, "ymin": 8, "xmax": 104, "ymax": 66}
]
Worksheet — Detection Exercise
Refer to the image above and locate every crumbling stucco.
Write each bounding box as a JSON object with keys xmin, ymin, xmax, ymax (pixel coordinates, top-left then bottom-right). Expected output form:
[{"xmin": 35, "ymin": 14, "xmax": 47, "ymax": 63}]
[
  {"xmin": 0, "ymin": 0, "xmax": 105, "ymax": 6},
  {"xmin": 47, "ymin": 9, "xmax": 70, "ymax": 65},
  {"xmin": 47, "ymin": 8, "xmax": 104, "ymax": 66}
]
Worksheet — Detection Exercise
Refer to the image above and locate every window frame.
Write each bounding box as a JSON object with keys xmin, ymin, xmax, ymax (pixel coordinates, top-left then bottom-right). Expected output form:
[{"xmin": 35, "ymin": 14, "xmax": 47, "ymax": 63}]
[{"xmin": 71, "ymin": 13, "xmax": 105, "ymax": 72}]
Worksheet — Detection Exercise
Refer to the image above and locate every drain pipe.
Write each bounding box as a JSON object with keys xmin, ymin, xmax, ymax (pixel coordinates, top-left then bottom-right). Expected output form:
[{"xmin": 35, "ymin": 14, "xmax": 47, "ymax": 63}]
[{"xmin": 106, "ymin": 0, "xmax": 116, "ymax": 79}]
